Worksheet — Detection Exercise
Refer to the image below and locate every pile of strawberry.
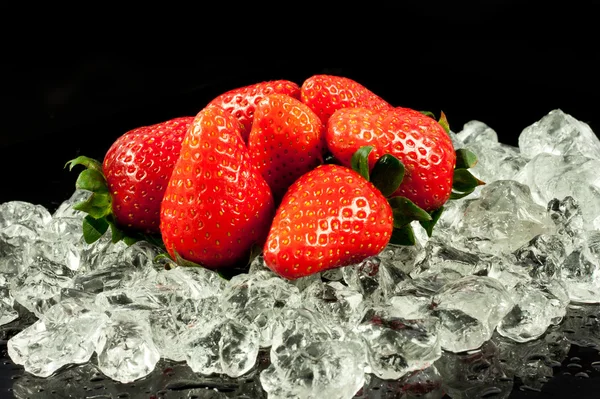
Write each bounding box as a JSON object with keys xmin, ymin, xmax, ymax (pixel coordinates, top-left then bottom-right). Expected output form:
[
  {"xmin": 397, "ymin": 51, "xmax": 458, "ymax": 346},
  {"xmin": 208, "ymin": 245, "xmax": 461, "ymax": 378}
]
[{"xmin": 67, "ymin": 75, "xmax": 482, "ymax": 280}]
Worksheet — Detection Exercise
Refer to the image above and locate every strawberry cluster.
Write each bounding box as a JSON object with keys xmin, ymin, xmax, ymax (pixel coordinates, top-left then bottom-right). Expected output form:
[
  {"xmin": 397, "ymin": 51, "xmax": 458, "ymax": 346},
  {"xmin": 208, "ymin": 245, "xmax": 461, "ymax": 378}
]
[{"xmin": 67, "ymin": 75, "xmax": 481, "ymax": 280}]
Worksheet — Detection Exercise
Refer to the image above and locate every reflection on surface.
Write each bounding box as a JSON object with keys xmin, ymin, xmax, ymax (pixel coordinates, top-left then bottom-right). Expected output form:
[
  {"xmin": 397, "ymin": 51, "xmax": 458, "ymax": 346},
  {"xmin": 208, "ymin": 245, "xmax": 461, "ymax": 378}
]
[{"xmin": 1, "ymin": 303, "xmax": 599, "ymax": 398}]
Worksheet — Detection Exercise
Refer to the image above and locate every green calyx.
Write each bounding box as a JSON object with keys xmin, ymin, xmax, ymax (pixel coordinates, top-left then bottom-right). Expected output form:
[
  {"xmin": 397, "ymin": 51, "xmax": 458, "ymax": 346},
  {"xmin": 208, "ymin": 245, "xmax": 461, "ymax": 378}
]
[
  {"xmin": 350, "ymin": 146, "xmax": 439, "ymax": 246},
  {"xmin": 420, "ymin": 110, "xmax": 450, "ymax": 135},
  {"xmin": 420, "ymin": 110, "xmax": 486, "ymax": 199},
  {"xmin": 450, "ymin": 148, "xmax": 485, "ymax": 200},
  {"xmin": 65, "ymin": 155, "xmax": 162, "ymax": 247}
]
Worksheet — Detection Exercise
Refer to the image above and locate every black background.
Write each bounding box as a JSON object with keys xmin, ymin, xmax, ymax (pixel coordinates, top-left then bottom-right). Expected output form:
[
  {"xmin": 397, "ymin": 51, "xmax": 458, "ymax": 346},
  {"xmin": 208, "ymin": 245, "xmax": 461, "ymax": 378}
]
[
  {"xmin": 1, "ymin": 2, "xmax": 599, "ymax": 211},
  {"xmin": 0, "ymin": 2, "xmax": 599, "ymax": 397}
]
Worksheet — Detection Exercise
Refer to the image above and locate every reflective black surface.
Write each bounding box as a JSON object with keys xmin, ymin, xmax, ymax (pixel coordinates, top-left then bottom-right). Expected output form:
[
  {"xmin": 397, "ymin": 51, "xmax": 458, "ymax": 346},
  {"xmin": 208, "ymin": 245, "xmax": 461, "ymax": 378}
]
[{"xmin": 1, "ymin": 303, "xmax": 599, "ymax": 398}]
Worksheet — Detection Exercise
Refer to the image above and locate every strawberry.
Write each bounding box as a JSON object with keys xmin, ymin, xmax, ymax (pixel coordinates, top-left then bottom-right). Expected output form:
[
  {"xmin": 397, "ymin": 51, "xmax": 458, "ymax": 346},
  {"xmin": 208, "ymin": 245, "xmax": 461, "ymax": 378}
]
[
  {"xmin": 327, "ymin": 106, "xmax": 458, "ymax": 212},
  {"xmin": 206, "ymin": 79, "xmax": 301, "ymax": 143},
  {"xmin": 66, "ymin": 116, "xmax": 194, "ymax": 245},
  {"xmin": 160, "ymin": 105, "xmax": 275, "ymax": 269},
  {"xmin": 247, "ymin": 93, "xmax": 326, "ymax": 202},
  {"xmin": 263, "ymin": 164, "xmax": 394, "ymax": 280},
  {"xmin": 300, "ymin": 74, "xmax": 392, "ymax": 126}
]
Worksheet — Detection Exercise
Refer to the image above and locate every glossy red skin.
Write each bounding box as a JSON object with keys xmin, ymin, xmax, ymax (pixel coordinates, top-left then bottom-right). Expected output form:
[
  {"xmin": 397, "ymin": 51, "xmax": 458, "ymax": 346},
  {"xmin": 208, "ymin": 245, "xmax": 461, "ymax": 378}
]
[
  {"xmin": 263, "ymin": 164, "xmax": 394, "ymax": 280},
  {"xmin": 247, "ymin": 93, "xmax": 326, "ymax": 202},
  {"xmin": 102, "ymin": 116, "xmax": 194, "ymax": 234},
  {"xmin": 300, "ymin": 74, "xmax": 392, "ymax": 126},
  {"xmin": 160, "ymin": 105, "xmax": 275, "ymax": 269},
  {"xmin": 327, "ymin": 106, "xmax": 456, "ymax": 212},
  {"xmin": 206, "ymin": 80, "xmax": 301, "ymax": 143}
]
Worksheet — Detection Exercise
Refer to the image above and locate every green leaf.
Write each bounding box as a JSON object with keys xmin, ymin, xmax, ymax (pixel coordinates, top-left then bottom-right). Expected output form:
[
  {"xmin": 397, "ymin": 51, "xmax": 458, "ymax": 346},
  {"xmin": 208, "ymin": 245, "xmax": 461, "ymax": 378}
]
[
  {"xmin": 388, "ymin": 196, "xmax": 432, "ymax": 228},
  {"xmin": 419, "ymin": 207, "xmax": 444, "ymax": 237},
  {"xmin": 65, "ymin": 155, "xmax": 103, "ymax": 173},
  {"xmin": 73, "ymin": 192, "xmax": 112, "ymax": 219},
  {"xmin": 438, "ymin": 111, "xmax": 450, "ymax": 134},
  {"xmin": 450, "ymin": 188, "xmax": 476, "ymax": 200},
  {"xmin": 453, "ymin": 168, "xmax": 485, "ymax": 193},
  {"xmin": 350, "ymin": 146, "xmax": 374, "ymax": 181},
  {"xmin": 75, "ymin": 169, "xmax": 108, "ymax": 193},
  {"xmin": 370, "ymin": 154, "xmax": 405, "ymax": 197},
  {"xmin": 455, "ymin": 148, "xmax": 479, "ymax": 169},
  {"xmin": 389, "ymin": 224, "xmax": 416, "ymax": 246},
  {"xmin": 419, "ymin": 110, "xmax": 436, "ymax": 118},
  {"xmin": 81, "ymin": 215, "xmax": 109, "ymax": 244}
]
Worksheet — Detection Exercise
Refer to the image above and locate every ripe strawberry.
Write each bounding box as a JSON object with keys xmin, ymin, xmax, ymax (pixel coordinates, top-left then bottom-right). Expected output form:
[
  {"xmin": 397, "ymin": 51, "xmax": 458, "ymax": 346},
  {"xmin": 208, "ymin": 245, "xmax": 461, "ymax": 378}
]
[
  {"xmin": 160, "ymin": 105, "xmax": 275, "ymax": 269},
  {"xmin": 247, "ymin": 93, "xmax": 326, "ymax": 202},
  {"xmin": 66, "ymin": 116, "xmax": 194, "ymax": 244},
  {"xmin": 206, "ymin": 79, "xmax": 301, "ymax": 143},
  {"xmin": 300, "ymin": 74, "xmax": 392, "ymax": 126},
  {"xmin": 327, "ymin": 106, "xmax": 456, "ymax": 212},
  {"xmin": 263, "ymin": 164, "xmax": 394, "ymax": 280}
]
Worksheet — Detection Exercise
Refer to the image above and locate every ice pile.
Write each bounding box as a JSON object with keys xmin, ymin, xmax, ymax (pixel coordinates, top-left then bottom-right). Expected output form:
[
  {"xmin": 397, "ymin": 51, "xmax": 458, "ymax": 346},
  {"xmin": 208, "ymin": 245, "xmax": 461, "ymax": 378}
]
[{"xmin": 1, "ymin": 108, "xmax": 599, "ymax": 398}]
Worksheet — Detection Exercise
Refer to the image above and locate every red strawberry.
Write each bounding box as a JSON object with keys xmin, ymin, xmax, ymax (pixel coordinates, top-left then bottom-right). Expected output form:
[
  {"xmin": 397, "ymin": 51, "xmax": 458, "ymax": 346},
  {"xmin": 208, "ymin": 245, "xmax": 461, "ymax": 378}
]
[
  {"xmin": 160, "ymin": 105, "xmax": 275, "ymax": 269},
  {"xmin": 66, "ymin": 116, "xmax": 194, "ymax": 244},
  {"xmin": 327, "ymin": 106, "xmax": 456, "ymax": 212},
  {"xmin": 206, "ymin": 79, "xmax": 301, "ymax": 143},
  {"xmin": 263, "ymin": 164, "xmax": 394, "ymax": 280},
  {"xmin": 247, "ymin": 93, "xmax": 326, "ymax": 202},
  {"xmin": 300, "ymin": 74, "xmax": 392, "ymax": 126}
]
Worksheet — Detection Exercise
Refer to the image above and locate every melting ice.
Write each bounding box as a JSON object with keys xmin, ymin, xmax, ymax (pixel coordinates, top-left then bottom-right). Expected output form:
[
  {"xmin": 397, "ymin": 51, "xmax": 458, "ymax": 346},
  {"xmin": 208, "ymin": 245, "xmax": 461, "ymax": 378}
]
[{"xmin": 1, "ymin": 108, "xmax": 600, "ymax": 397}]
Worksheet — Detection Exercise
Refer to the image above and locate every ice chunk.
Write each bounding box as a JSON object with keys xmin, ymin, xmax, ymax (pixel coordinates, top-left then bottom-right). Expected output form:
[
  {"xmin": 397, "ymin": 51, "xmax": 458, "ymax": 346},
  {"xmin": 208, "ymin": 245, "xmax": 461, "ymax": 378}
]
[
  {"xmin": 95, "ymin": 314, "xmax": 160, "ymax": 383},
  {"xmin": 261, "ymin": 308, "xmax": 365, "ymax": 399},
  {"xmin": 9, "ymin": 255, "xmax": 76, "ymax": 316},
  {"xmin": 355, "ymin": 305, "xmax": 441, "ymax": 380},
  {"xmin": 432, "ymin": 275, "xmax": 514, "ymax": 353},
  {"xmin": 410, "ymin": 236, "xmax": 487, "ymax": 278},
  {"xmin": 342, "ymin": 256, "xmax": 410, "ymax": 304},
  {"xmin": 513, "ymin": 233, "xmax": 567, "ymax": 282},
  {"xmin": 0, "ymin": 201, "xmax": 52, "ymax": 232},
  {"xmin": 7, "ymin": 298, "xmax": 108, "ymax": 377},
  {"xmin": 300, "ymin": 280, "xmax": 364, "ymax": 329},
  {"xmin": 518, "ymin": 109, "xmax": 600, "ymax": 160},
  {"xmin": 547, "ymin": 196, "xmax": 587, "ymax": 255},
  {"xmin": 561, "ymin": 231, "xmax": 600, "ymax": 303},
  {"xmin": 514, "ymin": 153, "xmax": 600, "ymax": 230},
  {"xmin": 0, "ymin": 285, "xmax": 18, "ymax": 325},
  {"xmin": 181, "ymin": 314, "xmax": 260, "ymax": 378},
  {"xmin": 456, "ymin": 180, "xmax": 556, "ymax": 255},
  {"xmin": 220, "ymin": 271, "xmax": 301, "ymax": 347},
  {"xmin": 456, "ymin": 120, "xmax": 528, "ymax": 184},
  {"xmin": 497, "ymin": 279, "xmax": 569, "ymax": 342}
]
